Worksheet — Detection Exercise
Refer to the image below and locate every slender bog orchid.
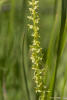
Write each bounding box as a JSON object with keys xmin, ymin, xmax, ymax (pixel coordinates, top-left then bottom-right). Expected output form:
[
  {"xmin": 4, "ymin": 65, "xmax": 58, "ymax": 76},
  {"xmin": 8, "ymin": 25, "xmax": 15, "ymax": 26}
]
[{"xmin": 27, "ymin": 0, "xmax": 48, "ymax": 99}]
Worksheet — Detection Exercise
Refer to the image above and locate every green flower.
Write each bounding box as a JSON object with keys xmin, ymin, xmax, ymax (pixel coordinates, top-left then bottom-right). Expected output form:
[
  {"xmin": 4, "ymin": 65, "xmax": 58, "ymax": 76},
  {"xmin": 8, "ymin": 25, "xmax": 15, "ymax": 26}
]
[{"xmin": 27, "ymin": 0, "xmax": 48, "ymax": 99}]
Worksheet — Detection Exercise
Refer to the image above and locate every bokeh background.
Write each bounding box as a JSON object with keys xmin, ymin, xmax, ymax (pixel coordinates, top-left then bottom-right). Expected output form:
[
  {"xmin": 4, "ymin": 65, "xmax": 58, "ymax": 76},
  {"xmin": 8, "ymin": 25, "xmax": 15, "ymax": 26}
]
[{"xmin": 0, "ymin": 0, "xmax": 67, "ymax": 100}]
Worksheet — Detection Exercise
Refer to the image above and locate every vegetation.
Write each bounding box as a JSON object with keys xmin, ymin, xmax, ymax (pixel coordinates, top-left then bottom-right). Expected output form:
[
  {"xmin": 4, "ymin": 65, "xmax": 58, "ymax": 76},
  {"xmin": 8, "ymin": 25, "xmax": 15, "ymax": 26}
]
[{"xmin": 0, "ymin": 0, "xmax": 67, "ymax": 100}]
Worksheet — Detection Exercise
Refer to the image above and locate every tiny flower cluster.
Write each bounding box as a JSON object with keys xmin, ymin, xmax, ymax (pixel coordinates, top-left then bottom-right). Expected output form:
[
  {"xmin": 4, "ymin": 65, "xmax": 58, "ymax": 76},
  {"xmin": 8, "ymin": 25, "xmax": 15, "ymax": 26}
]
[{"xmin": 28, "ymin": 0, "xmax": 47, "ymax": 99}]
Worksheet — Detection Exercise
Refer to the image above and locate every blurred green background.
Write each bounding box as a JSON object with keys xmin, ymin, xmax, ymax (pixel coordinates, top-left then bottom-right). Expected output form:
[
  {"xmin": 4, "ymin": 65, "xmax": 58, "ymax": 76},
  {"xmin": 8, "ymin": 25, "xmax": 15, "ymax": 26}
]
[{"xmin": 0, "ymin": 0, "xmax": 67, "ymax": 100}]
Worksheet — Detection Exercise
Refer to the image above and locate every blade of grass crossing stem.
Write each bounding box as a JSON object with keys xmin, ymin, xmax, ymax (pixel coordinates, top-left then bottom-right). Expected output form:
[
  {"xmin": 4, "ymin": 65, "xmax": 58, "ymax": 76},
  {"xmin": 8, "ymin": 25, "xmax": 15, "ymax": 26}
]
[
  {"xmin": 47, "ymin": 1, "xmax": 61, "ymax": 99},
  {"xmin": 47, "ymin": 0, "xmax": 66, "ymax": 99},
  {"xmin": 51, "ymin": 0, "xmax": 66, "ymax": 98},
  {"xmin": 50, "ymin": 0, "xmax": 66, "ymax": 99}
]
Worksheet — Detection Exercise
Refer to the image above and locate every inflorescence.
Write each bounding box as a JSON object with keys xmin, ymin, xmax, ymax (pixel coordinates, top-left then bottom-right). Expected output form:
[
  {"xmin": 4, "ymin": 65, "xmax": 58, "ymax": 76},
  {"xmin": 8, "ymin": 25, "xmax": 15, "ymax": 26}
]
[{"xmin": 27, "ymin": 0, "xmax": 48, "ymax": 99}]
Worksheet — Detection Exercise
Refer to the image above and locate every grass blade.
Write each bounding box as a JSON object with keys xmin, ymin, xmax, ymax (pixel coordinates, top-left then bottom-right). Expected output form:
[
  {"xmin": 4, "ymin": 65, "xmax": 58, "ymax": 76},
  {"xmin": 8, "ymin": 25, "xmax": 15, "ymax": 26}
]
[{"xmin": 51, "ymin": 0, "xmax": 66, "ymax": 98}]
